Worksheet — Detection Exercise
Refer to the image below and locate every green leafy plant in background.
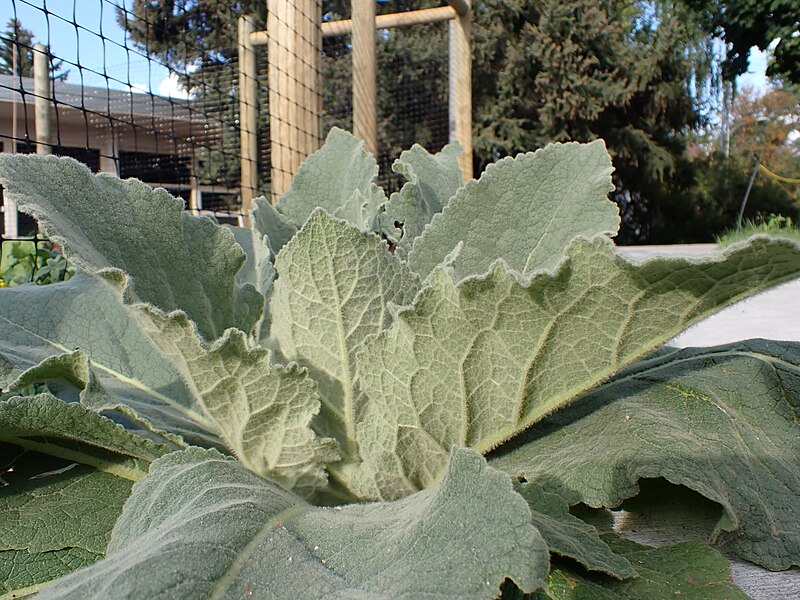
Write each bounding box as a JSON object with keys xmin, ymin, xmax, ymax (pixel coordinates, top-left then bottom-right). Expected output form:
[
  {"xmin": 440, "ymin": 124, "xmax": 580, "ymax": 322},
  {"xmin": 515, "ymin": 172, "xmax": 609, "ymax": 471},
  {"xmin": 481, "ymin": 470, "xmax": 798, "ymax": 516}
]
[
  {"xmin": 0, "ymin": 239, "xmax": 74, "ymax": 287},
  {"xmin": 0, "ymin": 127, "xmax": 799, "ymax": 599},
  {"xmin": 716, "ymin": 214, "xmax": 800, "ymax": 247}
]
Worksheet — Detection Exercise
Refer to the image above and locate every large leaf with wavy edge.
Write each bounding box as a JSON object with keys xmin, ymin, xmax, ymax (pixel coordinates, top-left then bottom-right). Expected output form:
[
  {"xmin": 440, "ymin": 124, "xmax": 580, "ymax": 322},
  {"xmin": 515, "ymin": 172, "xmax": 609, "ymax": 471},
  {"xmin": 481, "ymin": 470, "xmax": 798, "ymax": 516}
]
[
  {"xmin": 0, "ymin": 275, "xmax": 334, "ymax": 494},
  {"xmin": 521, "ymin": 535, "xmax": 749, "ymax": 600},
  {"xmin": 0, "ymin": 273, "xmax": 211, "ymax": 447},
  {"xmin": 515, "ymin": 481, "xmax": 636, "ymax": 579},
  {"xmin": 352, "ymin": 236, "xmax": 800, "ymax": 500},
  {"xmin": 35, "ymin": 447, "xmax": 549, "ymax": 600},
  {"xmin": 377, "ymin": 142, "xmax": 463, "ymax": 256},
  {"xmin": 275, "ymin": 127, "xmax": 386, "ymax": 230},
  {"xmin": 408, "ymin": 141, "xmax": 618, "ymax": 283},
  {"xmin": 133, "ymin": 307, "xmax": 338, "ymax": 495},
  {"xmin": 271, "ymin": 211, "xmax": 420, "ymax": 466},
  {"xmin": 490, "ymin": 339, "xmax": 800, "ymax": 571},
  {"xmin": 0, "ymin": 395, "xmax": 171, "ymax": 597},
  {"xmin": 0, "ymin": 153, "xmax": 262, "ymax": 341}
]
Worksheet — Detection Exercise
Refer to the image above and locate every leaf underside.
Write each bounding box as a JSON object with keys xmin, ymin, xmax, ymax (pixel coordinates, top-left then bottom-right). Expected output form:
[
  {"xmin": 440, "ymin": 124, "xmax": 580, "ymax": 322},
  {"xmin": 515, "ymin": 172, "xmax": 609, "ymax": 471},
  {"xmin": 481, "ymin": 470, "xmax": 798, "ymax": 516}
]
[
  {"xmin": 353, "ymin": 236, "xmax": 800, "ymax": 500},
  {"xmin": 0, "ymin": 274, "xmax": 335, "ymax": 494},
  {"xmin": 270, "ymin": 211, "xmax": 420, "ymax": 468}
]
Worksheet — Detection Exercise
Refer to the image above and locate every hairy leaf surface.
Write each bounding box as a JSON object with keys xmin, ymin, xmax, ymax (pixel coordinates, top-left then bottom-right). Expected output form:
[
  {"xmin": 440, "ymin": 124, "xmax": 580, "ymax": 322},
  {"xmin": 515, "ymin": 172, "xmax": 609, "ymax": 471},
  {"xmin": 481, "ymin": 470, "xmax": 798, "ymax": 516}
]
[
  {"xmin": 491, "ymin": 340, "xmax": 800, "ymax": 570},
  {"xmin": 0, "ymin": 154, "xmax": 262, "ymax": 341},
  {"xmin": 527, "ymin": 535, "xmax": 748, "ymax": 599},
  {"xmin": 135, "ymin": 308, "xmax": 338, "ymax": 494},
  {"xmin": 354, "ymin": 237, "xmax": 800, "ymax": 499},
  {"xmin": 276, "ymin": 128, "xmax": 386, "ymax": 230},
  {"xmin": 228, "ymin": 225, "xmax": 276, "ymax": 342},
  {"xmin": 271, "ymin": 211, "xmax": 420, "ymax": 464},
  {"xmin": 0, "ymin": 276, "xmax": 333, "ymax": 492},
  {"xmin": 516, "ymin": 481, "xmax": 636, "ymax": 579},
  {"xmin": 36, "ymin": 447, "xmax": 548, "ymax": 600},
  {"xmin": 0, "ymin": 395, "xmax": 170, "ymax": 596},
  {"xmin": 378, "ymin": 142, "xmax": 463, "ymax": 256},
  {"xmin": 0, "ymin": 274, "xmax": 208, "ymax": 445},
  {"xmin": 408, "ymin": 141, "xmax": 618, "ymax": 282},
  {"xmin": 251, "ymin": 196, "xmax": 298, "ymax": 254}
]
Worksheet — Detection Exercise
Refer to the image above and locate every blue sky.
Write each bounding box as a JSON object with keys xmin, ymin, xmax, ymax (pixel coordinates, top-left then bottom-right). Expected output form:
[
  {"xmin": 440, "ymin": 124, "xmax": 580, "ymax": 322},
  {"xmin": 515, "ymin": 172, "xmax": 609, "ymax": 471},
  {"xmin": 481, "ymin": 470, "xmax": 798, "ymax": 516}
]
[
  {"xmin": 2, "ymin": 0, "xmax": 770, "ymax": 99},
  {"xmin": 1, "ymin": 0, "xmax": 184, "ymax": 97}
]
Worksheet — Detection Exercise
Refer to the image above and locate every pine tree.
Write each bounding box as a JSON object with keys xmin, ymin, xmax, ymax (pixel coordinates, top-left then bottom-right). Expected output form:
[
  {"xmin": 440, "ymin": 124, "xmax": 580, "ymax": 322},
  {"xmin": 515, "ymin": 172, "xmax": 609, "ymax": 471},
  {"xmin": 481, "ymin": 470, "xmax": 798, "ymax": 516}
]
[{"xmin": 0, "ymin": 19, "xmax": 69, "ymax": 82}]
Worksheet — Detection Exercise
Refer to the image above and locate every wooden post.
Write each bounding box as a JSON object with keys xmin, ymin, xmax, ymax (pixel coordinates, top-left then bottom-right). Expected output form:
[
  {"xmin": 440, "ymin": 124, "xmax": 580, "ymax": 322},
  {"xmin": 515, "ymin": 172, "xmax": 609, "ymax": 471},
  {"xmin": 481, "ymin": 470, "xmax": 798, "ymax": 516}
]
[
  {"xmin": 238, "ymin": 14, "xmax": 258, "ymax": 223},
  {"xmin": 267, "ymin": 0, "xmax": 323, "ymax": 201},
  {"xmin": 33, "ymin": 44, "xmax": 52, "ymax": 156},
  {"xmin": 99, "ymin": 137, "xmax": 118, "ymax": 176},
  {"xmin": 351, "ymin": 0, "xmax": 377, "ymax": 157},
  {"xmin": 5, "ymin": 44, "xmax": 19, "ymax": 238},
  {"xmin": 448, "ymin": 3, "xmax": 472, "ymax": 180}
]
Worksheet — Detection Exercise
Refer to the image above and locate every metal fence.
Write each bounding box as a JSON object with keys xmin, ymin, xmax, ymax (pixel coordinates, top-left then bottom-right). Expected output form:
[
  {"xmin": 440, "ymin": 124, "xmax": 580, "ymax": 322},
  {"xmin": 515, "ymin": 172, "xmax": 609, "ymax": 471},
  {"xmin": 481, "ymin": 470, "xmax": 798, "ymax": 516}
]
[{"xmin": 1, "ymin": 0, "xmax": 468, "ymax": 240}]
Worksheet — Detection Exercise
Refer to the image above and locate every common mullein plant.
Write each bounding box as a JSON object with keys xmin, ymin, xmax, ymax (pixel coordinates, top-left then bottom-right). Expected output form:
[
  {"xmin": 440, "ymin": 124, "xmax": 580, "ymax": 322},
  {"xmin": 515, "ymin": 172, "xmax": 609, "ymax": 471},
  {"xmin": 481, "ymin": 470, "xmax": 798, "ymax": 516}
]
[{"xmin": 1, "ymin": 128, "xmax": 799, "ymax": 599}]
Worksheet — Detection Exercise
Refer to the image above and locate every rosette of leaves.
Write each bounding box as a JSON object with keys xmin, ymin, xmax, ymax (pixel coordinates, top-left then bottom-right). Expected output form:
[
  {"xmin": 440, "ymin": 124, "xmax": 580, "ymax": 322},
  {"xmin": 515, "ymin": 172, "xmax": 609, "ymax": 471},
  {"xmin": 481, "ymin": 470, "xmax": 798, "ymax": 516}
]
[{"xmin": 1, "ymin": 127, "xmax": 799, "ymax": 599}]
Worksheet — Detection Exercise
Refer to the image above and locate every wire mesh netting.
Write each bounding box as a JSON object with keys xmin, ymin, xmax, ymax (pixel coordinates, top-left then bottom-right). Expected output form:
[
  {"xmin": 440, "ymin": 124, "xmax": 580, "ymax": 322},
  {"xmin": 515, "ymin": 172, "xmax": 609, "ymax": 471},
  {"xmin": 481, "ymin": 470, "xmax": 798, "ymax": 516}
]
[
  {"xmin": 0, "ymin": 0, "xmax": 453, "ymax": 245},
  {"xmin": 322, "ymin": 5, "xmax": 449, "ymax": 193}
]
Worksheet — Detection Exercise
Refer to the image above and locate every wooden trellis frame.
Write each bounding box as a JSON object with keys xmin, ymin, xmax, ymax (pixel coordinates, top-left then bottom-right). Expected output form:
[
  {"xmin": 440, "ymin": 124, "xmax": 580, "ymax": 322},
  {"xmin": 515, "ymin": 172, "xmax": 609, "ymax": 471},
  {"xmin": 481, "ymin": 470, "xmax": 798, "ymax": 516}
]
[{"xmin": 238, "ymin": 0, "xmax": 472, "ymax": 205}]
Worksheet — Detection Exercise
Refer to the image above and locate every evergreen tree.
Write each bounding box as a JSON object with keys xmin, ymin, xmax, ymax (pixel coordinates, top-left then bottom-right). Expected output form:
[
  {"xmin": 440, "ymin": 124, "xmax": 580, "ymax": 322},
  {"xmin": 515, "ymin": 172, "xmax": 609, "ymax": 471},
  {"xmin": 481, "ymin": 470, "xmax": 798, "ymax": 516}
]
[{"xmin": 0, "ymin": 19, "xmax": 68, "ymax": 82}]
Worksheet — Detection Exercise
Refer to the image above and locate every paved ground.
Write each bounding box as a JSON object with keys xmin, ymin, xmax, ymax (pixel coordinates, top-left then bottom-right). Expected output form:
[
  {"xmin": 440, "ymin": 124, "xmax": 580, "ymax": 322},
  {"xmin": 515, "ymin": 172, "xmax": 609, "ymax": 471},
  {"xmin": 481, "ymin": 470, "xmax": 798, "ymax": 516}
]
[{"xmin": 617, "ymin": 244, "xmax": 800, "ymax": 346}]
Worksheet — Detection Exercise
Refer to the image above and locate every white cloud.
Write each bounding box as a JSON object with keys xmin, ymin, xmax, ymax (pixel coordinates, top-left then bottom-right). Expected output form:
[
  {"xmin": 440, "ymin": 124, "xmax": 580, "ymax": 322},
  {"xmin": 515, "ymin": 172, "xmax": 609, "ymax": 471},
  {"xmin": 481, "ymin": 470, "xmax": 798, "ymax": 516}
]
[{"xmin": 158, "ymin": 72, "xmax": 191, "ymax": 100}]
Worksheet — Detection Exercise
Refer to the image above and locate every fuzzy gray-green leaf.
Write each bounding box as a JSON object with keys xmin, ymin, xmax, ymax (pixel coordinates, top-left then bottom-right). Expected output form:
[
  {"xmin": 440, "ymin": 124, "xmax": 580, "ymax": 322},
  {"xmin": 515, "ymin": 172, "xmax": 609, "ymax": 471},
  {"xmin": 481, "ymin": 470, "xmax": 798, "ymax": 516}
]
[
  {"xmin": 36, "ymin": 447, "xmax": 549, "ymax": 600},
  {"xmin": 516, "ymin": 481, "xmax": 636, "ymax": 579},
  {"xmin": 0, "ymin": 274, "xmax": 210, "ymax": 446},
  {"xmin": 408, "ymin": 141, "xmax": 618, "ymax": 282},
  {"xmin": 531, "ymin": 535, "xmax": 748, "ymax": 599},
  {"xmin": 491, "ymin": 339, "xmax": 800, "ymax": 571},
  {"xmin": 135, "ymin": 308, "xmax": 338, "ymax": 495},
  {"xmin": 0, "ymin": 153, "xmax": 262, "ymax": 341},
  {"xmin": 270, "ymin": 211, "xmax": 420, "ymax": 466},
  {"xmin": 354, "ymin": 236, "xmax": 800, "ymax": 500},
  {"xmin": 378, "ymin": 142, "xmax": 463, "ymax": 255},
  {"xmin": 276, "ymin": 128, "xmax": 386, "ymax": 230},
  {"xmin": 0, "ymin": 275, "xmax": 334, "ymax": 493}
]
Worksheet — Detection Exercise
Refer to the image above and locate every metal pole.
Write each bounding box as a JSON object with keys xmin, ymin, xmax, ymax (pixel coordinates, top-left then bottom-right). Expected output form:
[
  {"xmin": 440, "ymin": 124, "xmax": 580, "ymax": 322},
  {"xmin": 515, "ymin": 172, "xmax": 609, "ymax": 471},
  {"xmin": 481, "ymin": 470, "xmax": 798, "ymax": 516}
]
[
  {"xmin": 33, "ymin": 43, "xmax": 53, "ymax": 155},
  {"xmin": 352, "ymin": 0, "xmax": 377, "ymax": 157},
  {"xmin": 736, "ymin": 156, "xmax": 760, "ymax": 231}
]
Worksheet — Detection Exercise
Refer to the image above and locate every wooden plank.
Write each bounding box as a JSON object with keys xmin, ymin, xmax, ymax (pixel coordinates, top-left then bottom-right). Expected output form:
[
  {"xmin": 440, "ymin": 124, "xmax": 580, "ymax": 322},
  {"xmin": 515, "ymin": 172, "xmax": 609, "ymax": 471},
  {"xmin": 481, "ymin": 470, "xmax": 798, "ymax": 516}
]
[
  {"xmin": 238, "ymin": 15, "xmax": 258, "ymax": 223},
  {"xmin": 249, "ymin": 7, "xmax": 457, "ymax": 45},
  {"xmin": 33, "ymin": 44, "xmax": 52, "ymax": 156},
  {"xmin": 449, "ymin": 8, "xmax": 472, "ymax": 180},
  {"xmin": 352, "ymin": 0, "xmax": 378, "ymax": 157}
]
